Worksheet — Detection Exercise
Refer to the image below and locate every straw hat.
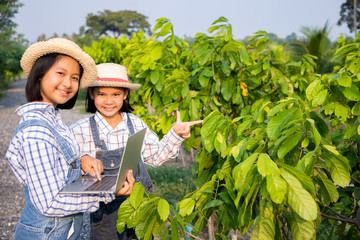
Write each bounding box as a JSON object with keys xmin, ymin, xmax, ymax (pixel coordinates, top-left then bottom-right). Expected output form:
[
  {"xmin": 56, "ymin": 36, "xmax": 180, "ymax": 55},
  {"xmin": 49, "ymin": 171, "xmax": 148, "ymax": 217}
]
[
  {"xmin": 88, "ymin": 63, "xmax": 141, "ymax": 92},
  {"xmin": 20, "ymin": 38, "xmax": 97, "ymax": 89}
]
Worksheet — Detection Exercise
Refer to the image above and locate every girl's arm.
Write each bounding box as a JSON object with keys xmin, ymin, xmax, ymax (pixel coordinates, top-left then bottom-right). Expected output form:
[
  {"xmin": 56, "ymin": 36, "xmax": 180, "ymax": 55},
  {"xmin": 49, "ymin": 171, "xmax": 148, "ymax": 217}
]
[
  {"xmin": 21, "ymin": 137, "xmax": 114, "ymax": 217},
  {"xmin": 140, "ymin": 111, "xmax": 203, "ymax": 167}
]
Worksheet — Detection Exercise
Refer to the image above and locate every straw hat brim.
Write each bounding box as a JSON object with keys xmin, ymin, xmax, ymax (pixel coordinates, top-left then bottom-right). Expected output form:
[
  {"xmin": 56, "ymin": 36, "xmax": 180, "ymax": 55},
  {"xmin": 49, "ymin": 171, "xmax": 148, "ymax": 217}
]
[
  {"xmin": 20, "ymin": 38, "xmax": 97, "ymax": 89},
  {"xmin": 87, "ymin": 80, "xmax": 141, "ymax": 92}
]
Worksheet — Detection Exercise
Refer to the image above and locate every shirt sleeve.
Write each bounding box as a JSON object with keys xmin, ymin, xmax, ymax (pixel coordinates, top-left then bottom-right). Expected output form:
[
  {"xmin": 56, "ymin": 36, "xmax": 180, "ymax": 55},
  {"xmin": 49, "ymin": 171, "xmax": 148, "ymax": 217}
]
[
  {"xmin": 71, "ymin": 121, "xmax": 96, "ymax": 158},
  {"xmin": 20, "ymin": 135, "xmax": 114, "ymax": 217},
  {"xmin": 141, "ymin": 126, "xmax": 184, "ymax": 167}
]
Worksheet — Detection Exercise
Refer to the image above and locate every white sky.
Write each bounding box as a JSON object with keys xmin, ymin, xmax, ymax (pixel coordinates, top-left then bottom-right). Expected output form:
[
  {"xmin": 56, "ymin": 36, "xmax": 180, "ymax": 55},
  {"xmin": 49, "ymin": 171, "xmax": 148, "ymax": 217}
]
[{"xmin": 14, "ymin": 0, "xmax": 353, "ymax": 44}]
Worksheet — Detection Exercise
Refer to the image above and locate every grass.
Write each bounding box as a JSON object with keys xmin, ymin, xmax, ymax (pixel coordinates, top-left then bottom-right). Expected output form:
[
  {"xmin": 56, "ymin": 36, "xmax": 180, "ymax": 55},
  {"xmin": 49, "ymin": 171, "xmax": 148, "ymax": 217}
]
[{"xmin": 147, "ymin": 164, "xmax": 196, "ymax": 207}]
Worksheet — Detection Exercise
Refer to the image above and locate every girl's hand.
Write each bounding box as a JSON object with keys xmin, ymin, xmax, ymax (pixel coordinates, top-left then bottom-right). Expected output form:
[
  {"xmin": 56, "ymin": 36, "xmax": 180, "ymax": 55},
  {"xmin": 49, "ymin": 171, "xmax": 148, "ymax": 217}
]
[
  {"xmin": 173, "ymin": 110, "xmax": 203, "ymax": 138},
  {"xmin": 115, "ymin": 170, "xmax": 135, "ymax": 196},
  {"xmin": 80, "ymin": 155, "xmax": 103, "ymax": 181}
]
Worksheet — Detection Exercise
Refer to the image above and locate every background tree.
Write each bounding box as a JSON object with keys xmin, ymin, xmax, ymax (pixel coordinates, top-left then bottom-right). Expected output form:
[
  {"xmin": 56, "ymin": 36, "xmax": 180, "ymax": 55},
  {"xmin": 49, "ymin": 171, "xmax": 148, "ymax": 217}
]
[
  {"xmin": 284, "ymin": 22, "xmax": 336, "ymax": 73},
  {"xmin": 0, "ymin": 0, "xmax": 24, "ymax": 84},
  {"xmin": 338, "ymin": 0, "xmax": 360, "ymax": 34},
  {"xmin": 84, "ymin": 10, "xmax": 152, "ymax": 39}
]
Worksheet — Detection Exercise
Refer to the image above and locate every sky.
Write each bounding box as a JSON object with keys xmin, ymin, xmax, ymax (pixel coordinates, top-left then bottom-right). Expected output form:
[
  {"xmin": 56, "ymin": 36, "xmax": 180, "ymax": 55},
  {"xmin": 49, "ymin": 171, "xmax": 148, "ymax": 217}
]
[{"xmin": 14, "ymin": 0, "xmax": 353, "ymax": 44}]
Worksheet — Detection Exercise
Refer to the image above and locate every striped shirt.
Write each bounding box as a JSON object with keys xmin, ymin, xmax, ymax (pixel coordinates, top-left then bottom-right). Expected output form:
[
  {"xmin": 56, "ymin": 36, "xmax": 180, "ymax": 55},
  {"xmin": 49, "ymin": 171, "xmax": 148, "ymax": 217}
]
[
  {"xmin": 70, "ymin": 111, "xmax": 184, "ymax": 167},
  {"xmin": 5, "ymin": 102, "xmax": 114, "ymax": 217}
]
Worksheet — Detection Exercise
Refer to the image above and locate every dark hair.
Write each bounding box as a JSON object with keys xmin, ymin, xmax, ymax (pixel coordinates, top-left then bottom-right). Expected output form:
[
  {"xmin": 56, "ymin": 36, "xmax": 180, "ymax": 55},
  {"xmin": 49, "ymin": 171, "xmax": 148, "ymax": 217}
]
[
  {"xmin": 25, "ymin": 53, "xmax": 83, "ymax": 109},
  {"xmin": 85, "ymin": 87, "xmax": 134, "ymax": 113}
]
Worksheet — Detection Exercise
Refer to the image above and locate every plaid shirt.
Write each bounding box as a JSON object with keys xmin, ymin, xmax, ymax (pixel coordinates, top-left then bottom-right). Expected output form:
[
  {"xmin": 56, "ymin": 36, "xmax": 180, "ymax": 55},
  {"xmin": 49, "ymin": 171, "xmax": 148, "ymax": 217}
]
[
  {"xmin": 70, "ymin": 111, "xmax": 184, "ymax": 167},
  {"xmin": 5, "ymin": 102, "xmax": 114, "ymax": 217}
]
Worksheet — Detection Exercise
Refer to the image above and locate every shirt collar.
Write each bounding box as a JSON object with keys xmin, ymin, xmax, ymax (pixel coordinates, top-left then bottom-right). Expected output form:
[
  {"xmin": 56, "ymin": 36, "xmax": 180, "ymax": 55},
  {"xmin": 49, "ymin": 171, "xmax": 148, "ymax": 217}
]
[
  {"xmin": 94, "ymin": 111, "xmax": 127, "ymax": 134},
  {"xmin": 16, "ymin": 102, "xmax": 61, "ymax": 121}
]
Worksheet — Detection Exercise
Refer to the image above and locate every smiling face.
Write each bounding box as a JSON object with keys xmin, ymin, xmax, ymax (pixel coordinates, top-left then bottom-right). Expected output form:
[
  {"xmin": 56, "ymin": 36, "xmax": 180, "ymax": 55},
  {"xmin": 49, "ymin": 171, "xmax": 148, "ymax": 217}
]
[
  {"xmin": 39, "ymin": 55, "xmax": 80, "ymax": 107},
  {"xmin": 90, "ymin": 87, "xmax": 129, "ymax": 127}
]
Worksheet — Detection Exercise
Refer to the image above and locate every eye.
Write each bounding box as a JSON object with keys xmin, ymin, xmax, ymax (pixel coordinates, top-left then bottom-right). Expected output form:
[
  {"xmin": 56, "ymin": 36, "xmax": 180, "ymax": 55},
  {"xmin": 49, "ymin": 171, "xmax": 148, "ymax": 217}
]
[
  {"xmin": 57, "ymin": 72, "xmax": 65, "ymax": 76},
  {"xmin": 72, "ymin": 76, "xmax": 80, "ymax": 81}
]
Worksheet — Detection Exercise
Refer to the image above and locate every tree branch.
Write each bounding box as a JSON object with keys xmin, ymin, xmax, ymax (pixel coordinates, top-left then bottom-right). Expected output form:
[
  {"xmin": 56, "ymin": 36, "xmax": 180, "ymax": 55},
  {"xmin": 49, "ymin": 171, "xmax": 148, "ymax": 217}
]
[
  {"xmin": 325, "ymin": 205, "xmax": 354, "ymax": 222},
  {"xmin": 321, "ymin": 212, "xmax": 357, "ymax": 224},
  {"xmin": 351, "ymin": 176, "xmax": 360, "ymax": 185}
]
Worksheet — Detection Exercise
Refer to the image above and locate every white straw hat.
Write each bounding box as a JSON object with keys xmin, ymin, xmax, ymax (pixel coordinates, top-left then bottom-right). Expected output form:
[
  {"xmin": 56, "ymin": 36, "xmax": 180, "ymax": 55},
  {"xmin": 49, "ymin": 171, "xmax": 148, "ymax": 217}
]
[
  {"xmin": 20, "ymin": 38, "xmax": 97, "ymax": 89},
  {"xmin": 87, "ymin": 63, "xmax": 141, "ymax": 92}
]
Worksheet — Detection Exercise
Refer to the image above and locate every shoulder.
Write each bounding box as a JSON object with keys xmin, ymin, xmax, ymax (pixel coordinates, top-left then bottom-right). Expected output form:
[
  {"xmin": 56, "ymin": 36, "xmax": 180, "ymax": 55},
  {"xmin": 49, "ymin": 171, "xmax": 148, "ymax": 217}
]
[
  {"xmin": 14, "ymin": 120, "xmax": 59, "ymax": 146},
  {"xmin": 126, "ymin": 113, "xmax": 147, "ymax": 128},
  {"xmin": 70, "ymin": 117, "xmax": 91, "ymax": 130}
]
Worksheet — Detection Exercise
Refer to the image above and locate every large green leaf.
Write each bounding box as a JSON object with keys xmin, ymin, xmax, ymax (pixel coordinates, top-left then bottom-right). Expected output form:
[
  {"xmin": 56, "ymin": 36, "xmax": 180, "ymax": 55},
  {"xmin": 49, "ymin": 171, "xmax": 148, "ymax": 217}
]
[
  {"xmin": 257, "ymin": 153, "xmax": 280, "ymax": 177},
  {"xmin": 280, "ymin": 169, "xmax": 317, "ymax": 221},
  {"xmin": 267, "ymin": 108, "xmax": 297, "ymax": 140},
  {"xmin": 288, "ymin": 212, "xmax": 315, "ymax": 240},
  {"xmin": 316, "ymin": 170, "xmax": 339, "ymax": 203},
  {"xmin": 277, "ymin": 132, "xmax": 303, "ymax": 159},
  {"xmin": 233, "ymin": 153, "xmax": 259, "ymax": 190},
  {"xmin": 178, "ymin": 198, "xmax": 195, "ymax": 216},
  {"xmin": 327, "ymin": 155, "xmax": 351, "ymax": 188},
  {"xmin": 130, "ymin": 183, "xmax": 145, "ymax": 208},
  {"xmin": 266, "ymin": 173, "xmax": 287, "ymax": 204},
  {"xmin": 157, "ymin": 199, "xmax": 170, "ymax": 221},
  {"xmin": 250, "ymin": 202, "xmax": 275, "ymax": 240},
  {"xmin": 337, "ymin": 76, "xmax": 352, "ymax": 87},
  {"xmin": 342, "ymin": 85, "xmax": 360, "ymax": 101},
  {"xmin": 306, "ymin": 79, "xmax": 322, "ymax": 101},
  {"xmin": 279, "ymin": 163, "xmax": 316, "ymax": 195},
  {"xmin": 322, "ymin": 147, "xmax": 351, "ymax": 187},
  {"xmin": 307, "ymin": 118, "xmax": 321, "ymax": 147}
]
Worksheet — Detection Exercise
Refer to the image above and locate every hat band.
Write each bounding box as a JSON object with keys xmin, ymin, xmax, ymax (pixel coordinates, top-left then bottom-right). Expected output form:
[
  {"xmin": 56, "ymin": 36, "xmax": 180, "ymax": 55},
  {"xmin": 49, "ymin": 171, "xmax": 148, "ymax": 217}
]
[{"xmin": 96, "ymin": 77, "xmax": 128, "ymax": 83}]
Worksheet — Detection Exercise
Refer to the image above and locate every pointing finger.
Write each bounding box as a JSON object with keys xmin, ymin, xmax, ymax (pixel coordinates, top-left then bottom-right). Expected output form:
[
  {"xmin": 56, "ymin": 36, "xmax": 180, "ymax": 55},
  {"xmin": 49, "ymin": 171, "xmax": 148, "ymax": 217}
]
[
  {"xmin": 176, "ymin": 110, "xmax": 181, "ymax": 123},
  {"xmin": 187, "ymin": 120, "xmax": 204, "ymax": 126}
]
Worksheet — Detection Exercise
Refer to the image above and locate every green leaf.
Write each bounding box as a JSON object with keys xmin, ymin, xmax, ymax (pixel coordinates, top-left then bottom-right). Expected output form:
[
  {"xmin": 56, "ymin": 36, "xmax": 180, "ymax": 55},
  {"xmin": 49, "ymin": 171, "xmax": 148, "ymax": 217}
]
[
  {"xmin": 277, "ymin": 132, "xmax": 303, "ymax": 159},
  {"xmin": 130, "ymin": 183, "xmax": 145, "ymax": 208},
  {"xmin": 178, "ymin": 198, "xmax": 195, "ymax": 216},
  {"xmin": 250, "ymin": 217, "xmax": 275, "ymax": 240},
  {"xmin": 306, "ymin": 79, "xmax": 322, "ymax": 101},
  {"xmin": 334, "ymin": 102, "xmax": 349, "ymax": 120},
  {"xmin": 266, "ymin": 173, "xmax": 287, "ymax": 204},
  {"xmin": 337, "ymin": 76, "xmax": 352, "ymax": 87},
  {"xmin": 240, "ymin": 47, "xmax": 250, "ymax": 64},
  {"xmin": 343, "ymin": 85, "xmax": 360, "ymax": 101},
  {"xmin": 203, "ymin": 199, "xmax": 224, "ymax": 210},
  {"xmin": 144, "ymin": 213, "xmax": 157, "ymax": 240},
  {"xmin": 280, "ymin": 169, "xmax": 318, "ymax": 221},
  {"xmin": 150, "ymin": 44, "xmax": 163, "ymax": 60},
  {"xmin": 312, "ymin": 89, "xmax": 327, "ymax": 107},
  {"xmin": 279, "ymin": 163, "xmax": 316, "ymax": 195},
  {"xmin": 150, "ymin": 69, "xmax": 159, "ymax": 84},
  {"xmin": 170, "ymin": 215, "xmax": 179, "ymax": 240},
  {"xmin": 327, "ymin": 154, "xmax": 350, "ymax": 187},
  {"xmin": 317, "ymin": 170, "xmax": 339, "ymax": 203},
  {"xmin": 307, "ymin": 118, "xmax": 321, "ymax": 147},
  {"xmin": 267, "ymin": 108, "xmax": 297, "ymax": 140},
  {"xmin": 157, "ymin": 199, "xmax": 170, "ymax": 221},
  {"xmin": 288, "ymin": 213, "xmax": 315, "ymax": 240},
  {"xmin": 257, "ymin": 153, "xmax": 280, "ymax": 177}
]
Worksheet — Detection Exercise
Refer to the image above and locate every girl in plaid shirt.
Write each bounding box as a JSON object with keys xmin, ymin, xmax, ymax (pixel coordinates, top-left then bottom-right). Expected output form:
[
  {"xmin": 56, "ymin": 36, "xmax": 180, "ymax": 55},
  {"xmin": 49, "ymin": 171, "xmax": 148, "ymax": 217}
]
[
  {"xmin": 5, "ymin": 39, "xmax": 134, "ymax": 240},
  {"xmin": 71, "ymin": 63, "xmax": 203, "ymax": 240}
]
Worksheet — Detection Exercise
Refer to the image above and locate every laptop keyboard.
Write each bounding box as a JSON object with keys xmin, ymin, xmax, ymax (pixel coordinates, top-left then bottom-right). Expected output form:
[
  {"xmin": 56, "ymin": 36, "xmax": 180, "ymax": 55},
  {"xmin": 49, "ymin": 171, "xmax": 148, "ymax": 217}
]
[{"xmin": 84, "ymin": 176, "xmax": 117, "ymax": 191}]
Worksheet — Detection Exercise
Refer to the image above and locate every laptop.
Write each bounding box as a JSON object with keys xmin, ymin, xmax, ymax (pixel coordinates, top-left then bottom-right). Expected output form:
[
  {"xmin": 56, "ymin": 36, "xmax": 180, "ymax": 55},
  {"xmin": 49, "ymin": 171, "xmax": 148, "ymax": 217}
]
[{"xmin": 60, "ymin": 128, "xmax": 146, "ymax": 194}]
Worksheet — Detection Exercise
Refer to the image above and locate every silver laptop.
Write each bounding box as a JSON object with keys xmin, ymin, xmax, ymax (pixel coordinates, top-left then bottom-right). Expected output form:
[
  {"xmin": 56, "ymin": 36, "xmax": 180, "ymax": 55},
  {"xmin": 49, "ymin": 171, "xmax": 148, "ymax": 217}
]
[{"xmin": 60, "ymin": 128, "xmax": 146, "ymax": 194}]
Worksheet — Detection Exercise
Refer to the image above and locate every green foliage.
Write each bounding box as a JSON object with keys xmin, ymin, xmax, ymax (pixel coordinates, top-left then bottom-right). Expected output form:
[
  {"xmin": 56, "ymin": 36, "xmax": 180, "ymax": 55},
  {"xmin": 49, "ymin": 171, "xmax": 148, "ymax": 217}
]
[
  {"xmin": 147, "ymin": 165, "xmax": 196, "ymax": 207},
  {"xmin": 85, "ymin": 16, "xmax": 360, "ymax": 239}
]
